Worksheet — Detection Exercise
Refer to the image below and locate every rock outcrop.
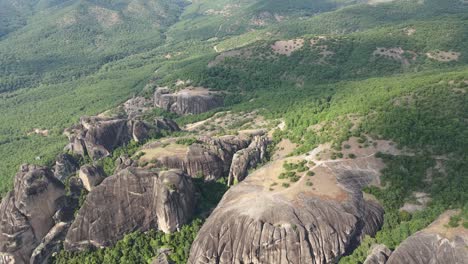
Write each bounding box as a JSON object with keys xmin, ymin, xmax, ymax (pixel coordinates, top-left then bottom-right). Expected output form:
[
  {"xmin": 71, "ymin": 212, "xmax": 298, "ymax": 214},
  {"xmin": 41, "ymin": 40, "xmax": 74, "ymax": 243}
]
[
  {"xmin": 150, "ymin": 135, "xmax": 251, "ymax": 181},
  {"xmin": 228, "ymin": 135, "xmax": 269, "ymax": 185},
  {"xmin": 64, "ymin": 116, "xmax": 179, "ymax": 160},
  {"xmin": 78, "ymin": 165, "xmax": 106, "ymax": 191},
  {"xmin": 64, "ymin": 168, "xmax": 195, "ymax": 251},
  {"xmin": 154, "ymin": 87, "xmax": 223, "ymax": 115},
  {"xmin": 30, "ymin": 222, "xmax": 70, "ymax": 264},
  {"xmin": 364, "ymin": 244, "xmax": 392, "ymax": 264},
  {"xmin": 0, "ymin": 165, "xmax": 66, "ymax": 264},
  {"xmin": 53, "ymin": 153, "xmax": 79, "ymax": 181},
  {"xmin": 386, "ymin": 211, "xmax": 468, "ymax": 264},
  {"xmin": 188, "ymin": 150, "xmax": 385, "ymax": 264}
]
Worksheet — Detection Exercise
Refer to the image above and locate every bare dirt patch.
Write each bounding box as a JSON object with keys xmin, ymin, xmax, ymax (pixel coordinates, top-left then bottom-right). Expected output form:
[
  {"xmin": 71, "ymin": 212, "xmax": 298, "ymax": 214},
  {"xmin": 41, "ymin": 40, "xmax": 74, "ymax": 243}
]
[
  {"xmin": 28, "ymin": 128, "xmax": 49, "ymax": 137},
  {"xmin": 204, "ymin": 4, "xmax": 239, "ymax": 17},
  {"xmin": 373, "ymin": 47, "xmax": 417, "ymax": 66},
  {"xmin": 136, "ymin": 140, "xmax": 188, "ymax": 164},
  {"xmin": 400, "ymin": 192, "xmax": 431, "ymax": 213},
  {"xmin": 185, "ymin": 111, "xmax": 269, "ymax": 137},
  {"xmin": 271, "ymin": 39, "xmax": 304, "ymax": 56},
  {"xmin": 272, "ymin": 139, "xmax": 297, "ymax": 160},
  {"xmin": 423, "ymin": 210, "xmax": 468, "ymax": 240},
  {"xmin": 426, "ymin": 50, "xmax": 460, "ymax": 62},
  {"xmin": 403, "ymin": 27, "xmax": 416, "ymax": 36}
]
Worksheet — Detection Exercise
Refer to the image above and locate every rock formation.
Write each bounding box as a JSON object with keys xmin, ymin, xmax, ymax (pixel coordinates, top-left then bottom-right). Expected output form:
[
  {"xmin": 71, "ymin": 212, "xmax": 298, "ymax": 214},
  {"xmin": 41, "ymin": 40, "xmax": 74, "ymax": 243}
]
[
  {"xmin": 53, "ymin": 153, "xmax": 79, "ymax": 181},
  {"xmin": 188, "ymin": 150, "xmax": 385, "ymax": 264},
  {"xmin": 148, "ymin": 135, "xmax": 252, "ymax": 181},
  {"xmin": 0, "ymin": 165, "xmax": 66, "ymax": 263},
  {"xmin": 30, "ymin": 222, "xmax": 70, "ymax": 264},
  {"xmin": 154, "ymin": 87, "xmax": 223, "ymax": 115},
  {"xmin": 228, "ymin": 135, "xmax": 269, "ymax": 185},
  {"xmin": 64, "ymin": 168, "xmax": 195, "ymax": 251},
  {"xmin": 364, "ymin": 244, "xmax": 392, "ymax": 264},
  {"xmin": 386, "ymin": 210, "xmax": 468, "ymax": 264},
  {"xmin": 78, "ymin": 165, "xmax": 106, "ymax": 191},
  {"xmin": 64, "ymin": 116, "xmax": 179, "ymax": 160}
]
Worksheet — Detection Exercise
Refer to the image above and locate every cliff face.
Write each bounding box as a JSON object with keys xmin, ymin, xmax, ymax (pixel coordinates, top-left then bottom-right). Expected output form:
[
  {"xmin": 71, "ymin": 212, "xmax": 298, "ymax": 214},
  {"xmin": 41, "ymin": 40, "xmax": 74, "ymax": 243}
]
[
  {"xmin": 154, "ymin": 87, "xmax": 223, "ymax": 115},
  {"xmin": 64, "ymin": 168, "xmax": 195, "ymax": 251},
  {"xmin": 188, "ymin": 151, "xmax": 386, "ymax": 264},
  {"xmin": 64, "ymin": 116, "xmax": 180, "ymax": 160},
  {"xmin": 0, "ymin": 165, "xmax": 66, "ymax": 264}
]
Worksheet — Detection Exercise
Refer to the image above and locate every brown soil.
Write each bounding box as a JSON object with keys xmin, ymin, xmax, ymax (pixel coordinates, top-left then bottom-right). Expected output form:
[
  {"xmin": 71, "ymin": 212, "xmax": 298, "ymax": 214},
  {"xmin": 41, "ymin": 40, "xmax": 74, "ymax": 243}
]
[
  {"xmin": 426, "ymin": 50, "xmax": 460, "ymax": 62},
  {"xmin": 423, "ymin": 210, "xmax": 468, "ymax": 240},
  {"xmin": 271, "ymin": 39, "xmax": 304, "ymax": 56}
]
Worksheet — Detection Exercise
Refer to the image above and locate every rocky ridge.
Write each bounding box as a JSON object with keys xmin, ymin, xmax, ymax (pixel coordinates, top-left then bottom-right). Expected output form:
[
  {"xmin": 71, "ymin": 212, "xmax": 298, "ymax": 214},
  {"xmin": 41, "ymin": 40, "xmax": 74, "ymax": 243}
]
[{"xmin": 187, "ymin": 140, "xmax": 392, "ymax": 264}]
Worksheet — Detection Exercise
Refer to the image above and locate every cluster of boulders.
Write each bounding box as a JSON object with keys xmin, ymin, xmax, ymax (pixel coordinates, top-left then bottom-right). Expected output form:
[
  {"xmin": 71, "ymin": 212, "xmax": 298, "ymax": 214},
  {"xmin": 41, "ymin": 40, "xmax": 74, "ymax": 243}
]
[{"xmin": 64, "ymin": 116, "xmax": 180, "ymax": 160}]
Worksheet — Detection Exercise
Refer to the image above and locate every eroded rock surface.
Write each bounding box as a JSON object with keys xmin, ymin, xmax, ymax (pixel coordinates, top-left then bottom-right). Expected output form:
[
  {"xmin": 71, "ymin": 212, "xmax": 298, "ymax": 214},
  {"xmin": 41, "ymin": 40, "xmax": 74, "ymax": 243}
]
[
  {"xmin": 64, "ymin": 116, "xmax": 179, "ymax": 160},
  {"xmin": 64, "ymin": 168, "xmax": 195, "ymax": 251},
  {"xmin": 139, "ymin": 135, "xmax": 253, "ymax": 181},
  {"xmin": 30, "ymin": 222, "xmax": 70, "ymax": 264},
  {"xmin": 154, "ymin": 87, "xmax": 223, "ymax": 115},
  {"xmin": 228, "ymin": 135, "xmax": 269, "ymax": 185},
  {"xmin": 364, "ymin": 244, "xmax": 392, "ymax": 264},
  {"xmin": 188, "ymin": 146, "xmax": 386, "ymax": 264},
  {"xmin": 78, "ymin": 165, "xmax": 106, "ymax": 191},
  {"xmin": 0, "ymin": 165, "xmax": 66, "ymax": 263},
  {"xmin": 53, "ymin": 153, "xmax": 79, "ymax": 181},
  {"xmin": 386, "ymin": 211, "xmax": 468, "ymax": 264}
]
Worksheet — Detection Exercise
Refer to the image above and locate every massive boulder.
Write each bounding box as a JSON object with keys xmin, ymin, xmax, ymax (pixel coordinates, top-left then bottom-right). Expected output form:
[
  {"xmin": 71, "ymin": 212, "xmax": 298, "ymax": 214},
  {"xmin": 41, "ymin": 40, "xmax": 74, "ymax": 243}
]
[
  {"xmin": 188, "ymin": 150, "xmax": 385, "ymax": 264},
  {"xmin": 364, "ymin": 244, "xmax": 392, "ymax": 264},
  {"xmin": 64, "ymin": 168, "xmax": 195, "ymax": 251},
  {"xmin": 64, "ymin": 116, "xmax": 179, "ymax": 160},
  {"xmin": 53, "ymin": 153, "xmax": 79, "ymax": 181},
  {"xmin": 0, "ymin": 165, "xmax": 66, "ymax": 263},
  {"xmin": 78, "ymin": 165, "xmax": 106, "ymax": 191},
  {"xmin": 30, "ymin": 222, "xmax": 70, "ymax": 264},
  {"xmin": 386, "ymin": 210, "xmax": 468, "ymax": 264},
  {"xmin": 228, "ymin": 135, "xmax": 269, "ymax": 185},
  {"xmin": 154, "ymin": 87, "xmax": 223, "ymax": 115}
]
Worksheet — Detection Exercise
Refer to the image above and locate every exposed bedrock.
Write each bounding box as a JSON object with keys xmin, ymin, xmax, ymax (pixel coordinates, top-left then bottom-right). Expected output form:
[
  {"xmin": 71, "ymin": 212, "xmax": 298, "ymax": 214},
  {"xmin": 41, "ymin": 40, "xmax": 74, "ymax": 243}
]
[
  {"xmin": 53, "ymin": 153, "xmax": 79, "ymax": 181},
  {"xmin": 154, "ymin": 87, "xmax": 223, "ymax": 115},
  {"xmin": 228, "ymin": 135, "xmax": 269, "ymax": 185},
  {"xmin": 155, "ymin": 135, "xmax": 251, "ymax": 181},
  {"xmin": 188, "ymin": 155, "xmax": 384, "ymax": 264},
  {"xmin": 0, "ymin": 165, "xmax": 66, "ymax": 264},
  {"xmin": 363, "ymin": 244, "xmax": 392, "ymax": 264},
  {"xmin": 78, "ymin": 165, "xmax": 105, "ymax": 192},
  {"xmin": 64, "ymin": 168, "xmax": 195, "ymax": 251},
  {"xmin": 385, "ymin": 211, "xmax": 468, "ymax": 264},
  {"xmin": 64, "ymin": 116, "xmax": 179, "ymax": 160}
]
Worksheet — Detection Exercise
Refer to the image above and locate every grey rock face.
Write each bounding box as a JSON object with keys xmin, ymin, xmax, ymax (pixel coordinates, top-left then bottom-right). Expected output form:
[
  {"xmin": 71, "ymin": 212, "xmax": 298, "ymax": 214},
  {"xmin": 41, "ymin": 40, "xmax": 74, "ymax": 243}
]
[
  {"xmin": 64, "ymin": 116, "xmax": 179, "ymax": 160},
  {"xmin": 188, "ymin": 158, "xmax": 384, "ymax": 264},
  {"xmin": 364, "ymin": 244, "xmax": 392, "ymax": 264},
  {"xmin": 228, "ymin": 135, "xmax": 269, "ymax": 185},
  {"xmin": 0, "ymin": 165, "xmax": 66, "ymax": 264},
  {"xmin": 386, "ymin": 232, "xmax": 467, "ymax": 264},
  {"xmin": 53, "ymin": 153, "xmax": 79, "ymax": 181},
  {"xmin": 78, "ymin": 165, "xmax": 105, "ymax": 192},
  {"xmin": 64, "ymin": 168, "xmax": 195, "ymax": 251},
  {"xmin": 123, "ymin": 96, "xmax": 153, "ymax": 118},
  {"xmin": 154, "ymin": 87, "xmax": 223, "ymax": 115},
  {"xmin": 156, "ymin": 136, "xmax": 251, "ymax": 181},
  {"xmin": 30, "ymin": 222, "xmax": 70, "ymax": 264}
]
